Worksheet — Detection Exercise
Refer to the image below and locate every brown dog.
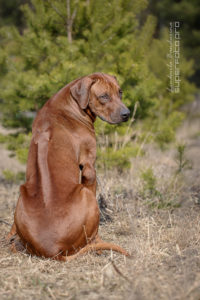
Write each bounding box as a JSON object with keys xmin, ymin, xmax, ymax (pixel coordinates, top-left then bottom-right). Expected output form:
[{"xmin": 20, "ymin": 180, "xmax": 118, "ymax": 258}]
[{"xmin": 7, "ymin": 73, "xmax": 130, "ymax": 261}]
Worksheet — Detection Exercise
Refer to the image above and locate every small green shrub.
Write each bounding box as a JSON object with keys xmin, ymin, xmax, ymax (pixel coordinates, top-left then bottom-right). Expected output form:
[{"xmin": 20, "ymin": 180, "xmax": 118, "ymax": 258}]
[
  {"xmin": 154, "ymin": 112, "xmax": 185, "ymax": 149},
  {"xmin": 2, "ymin": 169, "xmax": 15, "ymax": 182},
  {"xmin": 0, "ymin": 132, "xmax": 31, "ymax": 164},
  {"xmin": 0, "ymin": 133, "xmax": 8, "ymax": 143},
  {"xmin": 16, "ymin": 148, "xmax": 29, "ymax": 164},
  {"xmin": 3, "ymin": 169, "xmax": 25, "ymax": 183},
  {"xmin": 175, "ymin": 143, "xmax": 191, "ymax": 173},
  {"xmin": 141, "ymin": 167, "xmax": 157, "ymax": 195},
  {"xmin": 16, "ymin": 171, "xmax": 26, "ymax": 182},
  {"xmin": 97, "ymin": 143, "xmax": 143, "ymax": 170},
  {"xmin": 140, "ymin": 167, "xmax": 181, "ymax": 209}
]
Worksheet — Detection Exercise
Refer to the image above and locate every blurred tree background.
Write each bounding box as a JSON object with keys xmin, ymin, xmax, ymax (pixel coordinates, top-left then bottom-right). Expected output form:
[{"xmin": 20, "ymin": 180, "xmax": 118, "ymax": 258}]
[{"xmin": 0, "ymin": 0, "xmax": 198, "ymax": 171}]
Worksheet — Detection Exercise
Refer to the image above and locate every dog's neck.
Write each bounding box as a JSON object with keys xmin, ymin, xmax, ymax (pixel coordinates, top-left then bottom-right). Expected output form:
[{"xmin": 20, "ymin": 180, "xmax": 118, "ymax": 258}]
[
  {"xmin": 85, "ymin": 107, "xmax": 96, "ymax": 123},
  {"xmin": 50, "ymin": 86, "xmax": 96, "ymax": 133},
  {"xmin": 66, "ymin": 104, "xmax": 95, "ymax": 133}
]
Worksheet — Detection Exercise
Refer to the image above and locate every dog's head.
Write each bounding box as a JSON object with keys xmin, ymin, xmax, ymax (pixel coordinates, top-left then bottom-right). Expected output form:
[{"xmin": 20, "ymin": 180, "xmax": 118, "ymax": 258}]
[{"xmin": 70, "ymin": 73, "xmax": 130, "ymax": 124}]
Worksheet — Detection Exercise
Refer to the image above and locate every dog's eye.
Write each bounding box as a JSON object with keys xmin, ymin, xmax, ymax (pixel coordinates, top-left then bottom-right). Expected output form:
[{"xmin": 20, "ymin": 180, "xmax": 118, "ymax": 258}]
[
  {"xmin": 99, "ymin": 93, "xmax": 110, "ymax": 103},
  {"xmin": 119, "ymin": 89, "xmax": 123, "ymax": 98}
]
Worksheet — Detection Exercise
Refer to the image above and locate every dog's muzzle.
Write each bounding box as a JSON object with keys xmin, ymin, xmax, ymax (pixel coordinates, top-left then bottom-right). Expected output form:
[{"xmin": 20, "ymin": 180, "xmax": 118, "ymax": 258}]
[{"xmin": 120, "ymin": 108, "xmax": 130, "ymax": 122}]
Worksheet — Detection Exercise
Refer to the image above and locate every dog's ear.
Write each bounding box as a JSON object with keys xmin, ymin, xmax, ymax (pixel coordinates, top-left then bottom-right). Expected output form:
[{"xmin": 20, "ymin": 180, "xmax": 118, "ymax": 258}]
[{"xmin": 70, "ymin": 77, "xmax": 95, "ymax": 109}]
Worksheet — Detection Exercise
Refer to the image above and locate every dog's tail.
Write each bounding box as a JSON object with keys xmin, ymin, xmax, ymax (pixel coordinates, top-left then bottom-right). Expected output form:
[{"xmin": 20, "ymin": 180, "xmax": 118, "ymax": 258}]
[{"xmin": 66, "ymin": 241, "xmax": 131, "ymax": 261}]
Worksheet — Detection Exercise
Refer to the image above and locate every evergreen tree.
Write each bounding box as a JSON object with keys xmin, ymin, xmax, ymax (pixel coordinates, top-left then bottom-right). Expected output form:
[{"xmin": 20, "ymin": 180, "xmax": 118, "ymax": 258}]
[{"xmin": 0, "ymin": 0, "xmax": 196, "ymax": 169}]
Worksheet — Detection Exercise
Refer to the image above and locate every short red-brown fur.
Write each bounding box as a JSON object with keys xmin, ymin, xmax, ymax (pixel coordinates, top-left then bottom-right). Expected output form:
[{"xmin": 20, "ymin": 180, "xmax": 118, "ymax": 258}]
[{"xmin": 7, "ymin": 73, "xmax": 130, "ymax": 261}]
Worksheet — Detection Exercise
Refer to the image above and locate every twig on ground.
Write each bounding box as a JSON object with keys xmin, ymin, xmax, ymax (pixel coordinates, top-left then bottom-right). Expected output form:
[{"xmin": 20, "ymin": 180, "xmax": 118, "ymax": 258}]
[
  {"xmin": 110, "ymin": 258, "xmax": 132, "ymax": 284},
  {"xmin": 0, "ymin": 219, "xmax": 11, "ymax": 226}
]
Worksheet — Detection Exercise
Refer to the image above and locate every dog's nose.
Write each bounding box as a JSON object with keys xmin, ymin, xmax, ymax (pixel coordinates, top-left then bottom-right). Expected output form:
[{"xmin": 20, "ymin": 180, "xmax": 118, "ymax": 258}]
[{"xmin": 120, "ymin": 108, "xmax": 130, "ymax": 121}]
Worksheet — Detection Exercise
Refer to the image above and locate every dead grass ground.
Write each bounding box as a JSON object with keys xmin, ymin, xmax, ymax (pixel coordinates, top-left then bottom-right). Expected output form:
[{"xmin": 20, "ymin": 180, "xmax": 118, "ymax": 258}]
[{"xmin": 0, "ymin": 116, "xmax": 200, "ymax": 300}]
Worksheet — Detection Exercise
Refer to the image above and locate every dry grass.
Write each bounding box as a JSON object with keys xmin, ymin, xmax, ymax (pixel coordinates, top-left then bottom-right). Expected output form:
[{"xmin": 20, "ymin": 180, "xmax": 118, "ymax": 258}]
[{"xmin": 0, "ymin": 118, "xmax": 200, "ymax": 300}]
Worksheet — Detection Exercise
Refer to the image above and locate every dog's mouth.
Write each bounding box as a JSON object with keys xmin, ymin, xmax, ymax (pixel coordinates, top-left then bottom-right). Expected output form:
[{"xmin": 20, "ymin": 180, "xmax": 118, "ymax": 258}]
[
  {"xmin": 121, "ymin": 115, "xmax": 129, "ymax": 122},
  {"xmin": 98, "ymin": 115, "xmax": 129, "ymax": 124},
  {"xmin": 98, "ymin": 115, "xmax": 120, "ymax": 124}
]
